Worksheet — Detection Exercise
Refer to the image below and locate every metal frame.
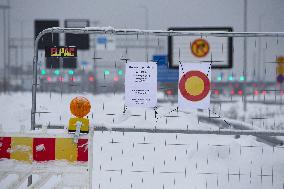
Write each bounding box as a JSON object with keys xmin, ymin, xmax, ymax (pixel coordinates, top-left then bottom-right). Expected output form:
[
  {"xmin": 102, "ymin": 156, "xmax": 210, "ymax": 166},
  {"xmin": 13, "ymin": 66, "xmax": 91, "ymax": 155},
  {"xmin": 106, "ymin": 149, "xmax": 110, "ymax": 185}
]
[
  {"xmin": 93, "ymin": 126, "xmax": 284, "ymax": 137},
  {"xmin": 32, "ymin": 27, "xmax": 284, "ymax": 130}
]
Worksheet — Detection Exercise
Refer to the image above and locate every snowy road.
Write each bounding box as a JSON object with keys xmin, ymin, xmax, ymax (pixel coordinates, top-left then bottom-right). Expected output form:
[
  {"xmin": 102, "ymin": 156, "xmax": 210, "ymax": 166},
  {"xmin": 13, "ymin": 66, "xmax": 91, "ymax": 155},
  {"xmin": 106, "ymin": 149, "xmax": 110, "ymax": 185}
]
[{"xmin": 0, "ymin": 92, "xmax": 284, "ymax": 188}]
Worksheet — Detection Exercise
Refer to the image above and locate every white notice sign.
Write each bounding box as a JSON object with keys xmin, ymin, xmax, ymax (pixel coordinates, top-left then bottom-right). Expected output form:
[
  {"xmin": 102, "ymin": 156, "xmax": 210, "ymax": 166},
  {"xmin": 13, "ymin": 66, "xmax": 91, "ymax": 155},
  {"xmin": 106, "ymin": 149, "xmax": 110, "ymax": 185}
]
[{"xmin": 125, "ymin": 62, "xmax": 157, "ymax": 107}]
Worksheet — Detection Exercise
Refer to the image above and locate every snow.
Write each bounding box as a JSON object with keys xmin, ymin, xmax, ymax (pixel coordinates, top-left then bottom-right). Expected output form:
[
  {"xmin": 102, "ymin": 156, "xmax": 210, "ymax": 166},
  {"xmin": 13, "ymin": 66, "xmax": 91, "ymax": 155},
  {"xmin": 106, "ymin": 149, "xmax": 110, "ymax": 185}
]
[
  {"xmin": 0, "ymin": 92, "xmax": 284, "ymax": 188},
  {"xmin": 36, "ymin": 144, "xmax": 45, "ymax": 152},
  {"xmin": 92, "ymin": 132, "xmax": 284, "ymax": 189},
  {"xmin": 0, "ymin": 92, "xmax": 203, "ymax": 132}
]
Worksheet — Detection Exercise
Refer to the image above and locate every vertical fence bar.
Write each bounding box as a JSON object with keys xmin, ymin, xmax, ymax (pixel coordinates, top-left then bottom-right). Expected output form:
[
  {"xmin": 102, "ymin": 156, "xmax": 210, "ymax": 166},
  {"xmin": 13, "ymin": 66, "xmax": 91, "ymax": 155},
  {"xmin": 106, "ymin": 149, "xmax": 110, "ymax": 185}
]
[
  {"xmin": 243, "ymin": 0, "xmax": 248, "ymax": 112},
  {"xmin": 88, "ymin": 126, "xmax": 94, "ymax": 188}
]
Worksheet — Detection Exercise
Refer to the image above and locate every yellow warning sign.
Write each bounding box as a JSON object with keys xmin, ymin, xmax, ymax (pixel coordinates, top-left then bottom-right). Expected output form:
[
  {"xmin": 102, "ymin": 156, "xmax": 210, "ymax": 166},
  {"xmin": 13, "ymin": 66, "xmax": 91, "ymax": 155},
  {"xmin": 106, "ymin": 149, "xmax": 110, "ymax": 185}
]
[
  {"xmin": 191, "ymin": 38, "xmax": 210, "ymax": 58},
  {"xmin": 68, "ymin": 117, "xmax": 89, "ymax": 133}
]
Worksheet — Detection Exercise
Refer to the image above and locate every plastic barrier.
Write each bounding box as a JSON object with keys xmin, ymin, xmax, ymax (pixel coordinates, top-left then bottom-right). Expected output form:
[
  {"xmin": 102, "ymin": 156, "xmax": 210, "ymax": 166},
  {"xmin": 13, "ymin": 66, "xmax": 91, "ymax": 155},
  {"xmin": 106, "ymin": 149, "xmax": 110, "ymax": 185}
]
[{"xmin": 0, "ymin": 136, "xmax": 88, "ymax": 163}]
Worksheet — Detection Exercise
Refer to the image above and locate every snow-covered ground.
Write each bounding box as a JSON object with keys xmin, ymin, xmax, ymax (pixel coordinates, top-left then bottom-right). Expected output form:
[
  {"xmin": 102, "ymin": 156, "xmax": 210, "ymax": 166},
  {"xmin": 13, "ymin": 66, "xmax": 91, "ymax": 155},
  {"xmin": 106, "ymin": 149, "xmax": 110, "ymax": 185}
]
[{"xmin": 0, "ymin": 92, "xmax": 284, "ymax": 188}]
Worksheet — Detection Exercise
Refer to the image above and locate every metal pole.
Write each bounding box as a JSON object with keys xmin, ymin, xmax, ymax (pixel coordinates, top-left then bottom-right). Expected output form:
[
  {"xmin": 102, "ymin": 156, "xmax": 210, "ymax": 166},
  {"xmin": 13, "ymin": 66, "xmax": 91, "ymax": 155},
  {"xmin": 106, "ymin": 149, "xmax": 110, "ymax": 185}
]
[
  {"xmin": 20, "ymin": 21, "xmax": 24, "ymax": 89},
  {"xmin": 0, "ymin": 4, "xmax": 10, "ymax": 93},
  {"xmin": 31, "ymin": 27, "xmax": 284, "ymax": 130},
  {"xmin": 31, "ymin": 50, "xmax": 38, "ymax": 130},
  {"xmin": 243, "ymin": 0, "xmax": 248, "ymax": 112},
  {"xmin": 93, "ymin": 126, "xmax": 284, "ymax": 137},
  {"xmin": 88, "ymin": 127, "xmax": 94, "ymax": 188},
  {"xmin": 258, "ymin": 14, "xmax": 264, "ymax": 82},
  {"xmin": 3, "ymin": 7, "xmax": 7, "ymax": 92},
  {"xmin": 33, "ymin": 28, "xmax": 284, "ymax": 37},
  {"xmin": 31, "ymin": 33, "xmax": 41, "ymax": 130},
  {"xmin": 140, "ymin": 5, "xmax": 149, "ymax": 60},
  {"xmin": 7, "ymin": 0, "xmax": 10, "ymax": 91}
]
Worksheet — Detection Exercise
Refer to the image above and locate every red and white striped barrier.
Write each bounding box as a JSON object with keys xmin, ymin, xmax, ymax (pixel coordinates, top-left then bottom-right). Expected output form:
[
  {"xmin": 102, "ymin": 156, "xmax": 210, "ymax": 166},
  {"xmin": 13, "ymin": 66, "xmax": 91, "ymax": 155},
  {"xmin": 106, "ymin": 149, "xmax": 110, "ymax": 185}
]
[{"xmin": 0, "ymin": 133, "xmax": 89, "ymax": 163}]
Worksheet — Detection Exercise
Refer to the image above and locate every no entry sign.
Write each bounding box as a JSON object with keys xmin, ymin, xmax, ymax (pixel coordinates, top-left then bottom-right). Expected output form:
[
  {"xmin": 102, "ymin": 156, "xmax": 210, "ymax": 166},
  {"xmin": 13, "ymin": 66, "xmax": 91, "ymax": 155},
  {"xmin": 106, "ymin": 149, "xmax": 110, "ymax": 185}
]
[
  {"xmin": 178, "ymin": 63, "xmax": 211, "ymax": 110},
  {"xmin": 191, "ymin": 38, "xmax": 210, "ymax": 58},
  {"xmin": 179, "ymin": 70, "xmax": 210, "ymax": 101}
]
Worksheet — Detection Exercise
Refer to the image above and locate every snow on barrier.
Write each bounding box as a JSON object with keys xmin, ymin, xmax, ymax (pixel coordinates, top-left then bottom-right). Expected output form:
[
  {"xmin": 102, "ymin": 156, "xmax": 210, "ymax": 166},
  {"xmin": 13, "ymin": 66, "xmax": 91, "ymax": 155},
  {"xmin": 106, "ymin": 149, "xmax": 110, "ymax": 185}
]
[
  {"xmin": 0, "ymin": 132, "xmax": 93, "ymax": 188},
  {"xmin": 0, "ymin": 135, "xmax": 88, "ymax": 163}
]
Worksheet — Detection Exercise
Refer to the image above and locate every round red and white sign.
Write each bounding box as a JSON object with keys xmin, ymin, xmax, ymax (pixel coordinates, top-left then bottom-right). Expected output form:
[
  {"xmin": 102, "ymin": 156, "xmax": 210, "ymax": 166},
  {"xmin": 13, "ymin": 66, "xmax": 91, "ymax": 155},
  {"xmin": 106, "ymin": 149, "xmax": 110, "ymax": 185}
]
[{"xmin": 179, "ymin": 70, "xmax": 210, "ymax": 101}]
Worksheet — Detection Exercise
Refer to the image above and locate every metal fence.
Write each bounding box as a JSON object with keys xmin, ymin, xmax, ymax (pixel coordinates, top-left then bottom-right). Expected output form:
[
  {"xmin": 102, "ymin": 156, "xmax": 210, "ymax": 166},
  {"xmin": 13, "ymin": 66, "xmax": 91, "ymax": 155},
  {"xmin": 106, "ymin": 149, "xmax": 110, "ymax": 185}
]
[{"xmin": 31, "ymin": 27, "xmax": 284, "ymax": 138}]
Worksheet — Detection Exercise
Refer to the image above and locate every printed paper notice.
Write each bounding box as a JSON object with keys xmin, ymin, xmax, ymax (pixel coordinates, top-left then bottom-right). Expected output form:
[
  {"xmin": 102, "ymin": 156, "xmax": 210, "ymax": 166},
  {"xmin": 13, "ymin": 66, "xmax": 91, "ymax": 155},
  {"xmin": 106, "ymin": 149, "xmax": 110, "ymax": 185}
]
[{"xmin": 125, "ymin": 62, "xmax": 157, "ymax": 107}]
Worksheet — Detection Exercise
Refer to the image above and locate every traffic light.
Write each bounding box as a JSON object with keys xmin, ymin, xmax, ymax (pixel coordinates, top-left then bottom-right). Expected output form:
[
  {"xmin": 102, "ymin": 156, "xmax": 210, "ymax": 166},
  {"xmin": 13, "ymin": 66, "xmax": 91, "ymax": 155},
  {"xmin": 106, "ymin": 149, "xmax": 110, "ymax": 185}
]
[
  {"xmin": 104, "ymin": 70, "xmax": 110, "ymax": 75},
  {"xmin": 118, "ymin": 70, "xmax": 123, "ymax": 76},
  {"xmin": 68, "ymin": 70, "xmax": 74, "ymax": 75},
  {"xmin": 41, "ymin": 69, "xmax": 46, "ymax": 75},
  {"xmin": 217, "ymin": 75, "xmax": 222, "ymax": 81},
  {"xmin": 228, "ymin": 75, "xmax": 234, "ymax": 81},
  {"xmin": 54, "ymin": 69, "xmax": 60, "ymax": 75},
  {"xmin": 89, "ymin": 76, "xmax": 94, "ymax": 82},
  {"xmin": 113, "ymin": 76, "xmax": 119, "ymax": 81}
]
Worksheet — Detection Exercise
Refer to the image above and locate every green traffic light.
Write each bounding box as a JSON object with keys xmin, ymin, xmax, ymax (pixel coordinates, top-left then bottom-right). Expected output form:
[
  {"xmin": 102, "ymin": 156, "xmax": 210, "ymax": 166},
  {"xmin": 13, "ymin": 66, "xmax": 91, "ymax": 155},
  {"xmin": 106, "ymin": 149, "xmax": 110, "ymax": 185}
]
[
  {"xmin": 228, "ymin": 75, "xmax": 234, "ymax": 81},
  {"xmin": 68, "ymin": 70, "xmax": 74, "ymax": 75},
  {"xmin": 104, "ymin": 70, "xmax": 110, "ymax": 75},
  {"xmin": 54, "ymin": 69, "xmax": 60, "ymax": 75},
  {"xmin": 217, "ymin": 76, "xmax": 222, "ymax": 81},
  {"xmin": 41, "ymin": 69, "xmax": 46, "ymax": 75},
  {"xmin": 240, "ymin": 76, "xmax": 245, "ymax": 81},
  {"xmin": 118, "ymin": 70, "xmax": 123, "ymax": 75}
]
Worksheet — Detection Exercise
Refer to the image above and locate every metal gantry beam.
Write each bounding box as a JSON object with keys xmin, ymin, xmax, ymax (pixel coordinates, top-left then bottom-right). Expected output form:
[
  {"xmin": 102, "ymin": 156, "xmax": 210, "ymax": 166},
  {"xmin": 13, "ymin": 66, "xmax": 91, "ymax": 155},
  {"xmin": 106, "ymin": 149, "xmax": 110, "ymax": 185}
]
[{"xmin": 31, "ymin": 27, "xmax": 284, "ymax": 130}]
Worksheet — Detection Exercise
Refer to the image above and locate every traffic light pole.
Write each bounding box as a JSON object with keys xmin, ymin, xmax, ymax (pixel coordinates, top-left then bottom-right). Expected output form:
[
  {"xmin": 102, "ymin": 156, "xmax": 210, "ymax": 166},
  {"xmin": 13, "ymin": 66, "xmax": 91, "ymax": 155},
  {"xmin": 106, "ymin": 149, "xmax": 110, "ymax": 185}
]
[{"xmin": 31, "ymin": 27, "xmax": 284, "ymax": 130}]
